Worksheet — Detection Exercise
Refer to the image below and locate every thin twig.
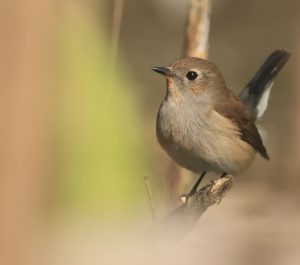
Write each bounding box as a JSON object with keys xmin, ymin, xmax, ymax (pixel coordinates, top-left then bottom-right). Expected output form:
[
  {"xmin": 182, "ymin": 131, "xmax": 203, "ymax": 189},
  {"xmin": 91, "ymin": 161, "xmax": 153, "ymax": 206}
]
[
  {"xmin": 111, "ymin": 0, "xmax": 124, "ymax": 71},
  {"xmin": 106, "ymin": 0, "xmax": 125, "ymax": 104},
  {"xmin": 144, "ymin": 175, "xmax": 156, "ymax": 224}
]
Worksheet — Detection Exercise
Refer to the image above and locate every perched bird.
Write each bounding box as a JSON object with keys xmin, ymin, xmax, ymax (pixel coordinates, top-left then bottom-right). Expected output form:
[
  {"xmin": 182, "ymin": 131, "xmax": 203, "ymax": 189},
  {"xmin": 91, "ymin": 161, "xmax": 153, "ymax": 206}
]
[{"xmin": 152, "ymin": 50, "xmax": 290, "ymax": 197}]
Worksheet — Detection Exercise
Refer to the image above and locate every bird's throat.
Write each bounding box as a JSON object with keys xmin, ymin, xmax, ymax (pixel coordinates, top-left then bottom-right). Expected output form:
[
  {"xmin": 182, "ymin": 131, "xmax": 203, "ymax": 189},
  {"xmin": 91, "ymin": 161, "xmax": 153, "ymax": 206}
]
[{"xmin": 166, "ymin": 78, "xmax": 184, "ymax": 103}]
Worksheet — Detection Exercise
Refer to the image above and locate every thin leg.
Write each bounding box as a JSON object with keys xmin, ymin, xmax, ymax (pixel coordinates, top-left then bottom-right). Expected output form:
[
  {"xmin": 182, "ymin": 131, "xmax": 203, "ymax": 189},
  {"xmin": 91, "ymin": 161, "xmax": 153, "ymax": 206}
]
[{"xmin": 187, "ymin": 171, "xmax": 206, "ymax": 197}]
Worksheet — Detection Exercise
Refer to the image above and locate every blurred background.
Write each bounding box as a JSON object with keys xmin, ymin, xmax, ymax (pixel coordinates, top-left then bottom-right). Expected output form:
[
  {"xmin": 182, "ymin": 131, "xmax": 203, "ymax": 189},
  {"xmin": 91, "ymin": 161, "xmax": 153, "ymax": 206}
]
[{"xmin": 0, "ymin": 0, "xmax": 299, "ymax": 264}]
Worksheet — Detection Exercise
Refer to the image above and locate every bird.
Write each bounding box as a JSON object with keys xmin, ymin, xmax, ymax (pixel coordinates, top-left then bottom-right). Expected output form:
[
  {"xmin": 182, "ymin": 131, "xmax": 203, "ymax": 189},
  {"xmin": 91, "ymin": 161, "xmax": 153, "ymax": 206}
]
[{"xmin": 152, "ymin": 50, "xmax": 290, "ymax": 198}]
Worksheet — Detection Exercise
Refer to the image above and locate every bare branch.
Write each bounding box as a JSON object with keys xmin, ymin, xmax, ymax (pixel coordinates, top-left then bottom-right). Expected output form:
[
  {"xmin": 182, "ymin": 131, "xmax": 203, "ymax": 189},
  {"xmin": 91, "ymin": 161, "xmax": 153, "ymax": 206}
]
[
  {"xmin": 158, "ymin": 176, "xmax": 234, "ymax": 241},
  {"xmin": 184, "ymin": 0, "xmax": 211, "ymax": 59}
]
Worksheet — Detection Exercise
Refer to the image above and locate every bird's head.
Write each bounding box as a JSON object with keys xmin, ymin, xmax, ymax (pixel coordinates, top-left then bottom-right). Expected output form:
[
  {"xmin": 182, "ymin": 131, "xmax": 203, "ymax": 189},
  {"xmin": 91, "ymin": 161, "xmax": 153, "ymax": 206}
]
[{"xmin": 152, "ymin": 57, "xmax": 226, "ymax": 101}]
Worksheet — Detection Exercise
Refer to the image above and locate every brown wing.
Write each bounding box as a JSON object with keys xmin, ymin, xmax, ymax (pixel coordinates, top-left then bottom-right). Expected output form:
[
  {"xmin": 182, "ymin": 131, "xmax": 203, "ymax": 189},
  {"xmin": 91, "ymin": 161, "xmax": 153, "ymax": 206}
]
[{"xmin": 214, "ymin": 88, "xmax": 269, "ymax": 160}]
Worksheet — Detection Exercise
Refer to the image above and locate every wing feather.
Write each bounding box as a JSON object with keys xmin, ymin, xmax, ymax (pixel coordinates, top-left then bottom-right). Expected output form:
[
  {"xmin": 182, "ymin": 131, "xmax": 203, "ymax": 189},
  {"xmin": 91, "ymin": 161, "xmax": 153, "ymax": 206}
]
[{"xmin": 214, "ymin": 88, "xmax": 269, "ymax": 160}]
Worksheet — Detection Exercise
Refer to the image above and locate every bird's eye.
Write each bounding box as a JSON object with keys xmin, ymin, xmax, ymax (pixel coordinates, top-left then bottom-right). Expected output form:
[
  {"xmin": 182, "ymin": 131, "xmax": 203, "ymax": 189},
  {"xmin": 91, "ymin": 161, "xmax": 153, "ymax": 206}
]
[{"xmin": 186, "ymin": 71, "xmax": 198, "ymax": 81}]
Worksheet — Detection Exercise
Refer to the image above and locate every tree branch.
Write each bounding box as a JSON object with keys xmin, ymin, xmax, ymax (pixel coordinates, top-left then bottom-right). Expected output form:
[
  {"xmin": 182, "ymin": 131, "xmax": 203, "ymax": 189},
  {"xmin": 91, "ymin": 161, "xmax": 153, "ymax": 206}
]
[{"xmin": 158, "ymin": 176, "xmax": 233, "ymax": 241}]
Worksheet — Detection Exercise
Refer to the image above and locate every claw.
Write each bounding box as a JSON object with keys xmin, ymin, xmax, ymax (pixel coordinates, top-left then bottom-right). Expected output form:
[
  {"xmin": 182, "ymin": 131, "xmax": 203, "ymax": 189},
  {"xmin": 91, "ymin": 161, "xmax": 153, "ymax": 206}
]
[{"xmin": 180, "ymin": 194, "xmax": 189, "ymax": 204}]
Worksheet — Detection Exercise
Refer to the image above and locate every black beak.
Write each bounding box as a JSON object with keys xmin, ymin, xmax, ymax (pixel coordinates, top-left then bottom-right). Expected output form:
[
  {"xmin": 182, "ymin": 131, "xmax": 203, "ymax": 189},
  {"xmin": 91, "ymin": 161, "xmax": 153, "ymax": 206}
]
[{"xmin": 152, "ymin": 66, "xmax": 171, "ymax": 76}]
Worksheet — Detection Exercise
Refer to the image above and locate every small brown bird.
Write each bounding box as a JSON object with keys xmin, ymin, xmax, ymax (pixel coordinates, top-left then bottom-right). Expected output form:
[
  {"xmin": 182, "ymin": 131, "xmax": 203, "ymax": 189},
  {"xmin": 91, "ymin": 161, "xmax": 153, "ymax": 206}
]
[{"xmin": 152, "ymin": 50, "xmax": 290, "ymax": 197}]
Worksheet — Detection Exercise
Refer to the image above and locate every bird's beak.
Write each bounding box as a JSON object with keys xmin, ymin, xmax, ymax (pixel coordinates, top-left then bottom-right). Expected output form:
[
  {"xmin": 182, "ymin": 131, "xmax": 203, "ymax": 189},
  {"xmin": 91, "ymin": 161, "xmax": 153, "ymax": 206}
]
[{"xmin": 152, "ymin": 66, "xmax": 172, "ymax": 77}]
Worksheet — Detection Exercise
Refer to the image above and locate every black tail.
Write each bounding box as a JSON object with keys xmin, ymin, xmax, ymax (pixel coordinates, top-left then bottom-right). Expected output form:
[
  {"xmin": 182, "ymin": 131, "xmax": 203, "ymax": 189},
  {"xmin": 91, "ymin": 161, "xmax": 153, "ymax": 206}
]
[{"xmin": 239, "ymin": 50, "xmax": 290, "ymax": 118}]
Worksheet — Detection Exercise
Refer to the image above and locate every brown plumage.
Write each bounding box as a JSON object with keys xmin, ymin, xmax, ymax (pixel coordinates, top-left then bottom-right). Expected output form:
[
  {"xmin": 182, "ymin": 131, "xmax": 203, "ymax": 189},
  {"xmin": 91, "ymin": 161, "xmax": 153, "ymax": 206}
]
[
  {"xmin": 152, "ymin": 51, "xmax": 289, "ymax": 177},
  {"xmin": 214, "ymin": 88, "xmax": 269, "ymax": 160}
]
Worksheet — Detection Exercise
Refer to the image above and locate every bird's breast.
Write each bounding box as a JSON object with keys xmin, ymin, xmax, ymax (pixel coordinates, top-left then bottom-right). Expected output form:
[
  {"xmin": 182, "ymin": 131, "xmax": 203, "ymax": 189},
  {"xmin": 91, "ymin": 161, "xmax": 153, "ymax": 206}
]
[{"xmin": 156, "ymin": 99, "xmax": 256, "ymax": 174}]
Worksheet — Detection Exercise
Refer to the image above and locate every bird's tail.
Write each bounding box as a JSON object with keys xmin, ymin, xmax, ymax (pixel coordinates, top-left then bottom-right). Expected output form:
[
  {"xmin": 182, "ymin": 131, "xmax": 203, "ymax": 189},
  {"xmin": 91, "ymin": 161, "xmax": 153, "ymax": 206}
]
[{"xmin": 239, "ymin": 50, "xmax": 290, "ymax": 119}]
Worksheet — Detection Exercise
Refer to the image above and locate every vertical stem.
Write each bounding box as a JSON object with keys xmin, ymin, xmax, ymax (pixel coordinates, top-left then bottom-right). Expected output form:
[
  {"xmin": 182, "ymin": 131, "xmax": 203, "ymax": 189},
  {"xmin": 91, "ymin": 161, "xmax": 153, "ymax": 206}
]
[
  {"xmin": 106, "ymin": 0, "xmax": 125, "ymax": 104},
  {"xmin": 167, "ymin": 0, "xmax": 211, "ymax": 205},
  {"xmin": 144, "ymin": 175, "xmax": 156, "ymax": 223},
  {"xmin": 184, "ymin": 0, "xmax": 211, "ymax": 59},
  {"xmin": 111, "ymin": 0, "xmax": 125, "ymax": 72}
]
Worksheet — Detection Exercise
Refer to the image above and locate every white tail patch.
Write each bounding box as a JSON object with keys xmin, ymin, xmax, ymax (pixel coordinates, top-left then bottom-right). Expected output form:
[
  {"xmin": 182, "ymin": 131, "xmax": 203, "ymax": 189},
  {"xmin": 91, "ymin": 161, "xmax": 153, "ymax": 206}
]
[
  {"xmin": 256, "ymin": 82, "xmax": 273, "ymax": 119},
  {"xmin": 256, "ymin": 124, "xmax": 267, "ymax": 143}
]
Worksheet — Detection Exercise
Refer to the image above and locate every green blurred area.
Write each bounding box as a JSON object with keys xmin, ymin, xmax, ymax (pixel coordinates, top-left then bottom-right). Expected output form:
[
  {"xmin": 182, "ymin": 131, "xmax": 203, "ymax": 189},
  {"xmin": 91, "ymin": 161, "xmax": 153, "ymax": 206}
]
[
  {"xmin": 0, "ymin": 2, "xmax": 299, "ymax": 264},
  {"xmin": 53, "ymin": 6, "xmax": 146, "ymax": 216},
  {"xmin": 50, "ymin": 0, "xmax": 297, "ymax": 216}
]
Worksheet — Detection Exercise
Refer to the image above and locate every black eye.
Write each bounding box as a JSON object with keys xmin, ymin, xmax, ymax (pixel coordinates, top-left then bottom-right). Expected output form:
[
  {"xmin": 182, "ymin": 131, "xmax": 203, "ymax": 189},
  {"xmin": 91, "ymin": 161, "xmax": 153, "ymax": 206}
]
[{"xmin": 186, "ymin": 71, "xmax": 198, "ymax": 81}]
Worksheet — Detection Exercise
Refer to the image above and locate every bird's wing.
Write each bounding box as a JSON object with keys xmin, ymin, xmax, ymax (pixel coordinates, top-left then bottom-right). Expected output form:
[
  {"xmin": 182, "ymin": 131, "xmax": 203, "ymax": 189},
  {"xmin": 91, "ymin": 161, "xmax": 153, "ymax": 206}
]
[{"xmin": 214, "ymin": 89, "xmax": 269, "ymax": 160}]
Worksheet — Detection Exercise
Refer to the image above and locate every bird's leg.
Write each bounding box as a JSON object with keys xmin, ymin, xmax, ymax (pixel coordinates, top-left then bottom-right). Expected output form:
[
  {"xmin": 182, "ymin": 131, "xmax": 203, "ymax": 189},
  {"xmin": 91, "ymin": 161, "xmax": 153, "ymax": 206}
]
[
  {"xmin": 188, "ymin": 171, "xmax": 207, "ymax": 197},
  {"xmin": 180, "ymin": 172, "xmax": 206, "ymax": 203}
]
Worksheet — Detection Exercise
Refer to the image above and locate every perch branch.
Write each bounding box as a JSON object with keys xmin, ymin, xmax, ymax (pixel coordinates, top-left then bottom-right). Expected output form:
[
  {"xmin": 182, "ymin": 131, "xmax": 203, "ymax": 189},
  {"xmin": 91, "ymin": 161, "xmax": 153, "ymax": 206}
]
[{"xmin": 159, "ymin": 176, "xmax": 234, "ymax": 241}]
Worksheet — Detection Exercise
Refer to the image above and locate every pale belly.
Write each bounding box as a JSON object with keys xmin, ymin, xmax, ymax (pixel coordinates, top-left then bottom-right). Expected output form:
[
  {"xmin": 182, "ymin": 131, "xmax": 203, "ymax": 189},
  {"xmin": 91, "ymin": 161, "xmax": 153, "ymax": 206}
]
[
  {"xmin": 156, "ymin": 100, "xmax": 256, "ymax": 174},
  {"xmin": 159, "ymin": 142, "xmax": 219, "ymax": 173}
]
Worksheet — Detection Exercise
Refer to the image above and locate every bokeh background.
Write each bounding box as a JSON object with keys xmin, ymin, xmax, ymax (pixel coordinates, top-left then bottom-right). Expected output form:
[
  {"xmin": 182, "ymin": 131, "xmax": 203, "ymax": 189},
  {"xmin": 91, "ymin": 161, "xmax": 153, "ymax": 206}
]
[{"xmin": 0, "ymin": 0, "xmax": 299, "ymax": 264}]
